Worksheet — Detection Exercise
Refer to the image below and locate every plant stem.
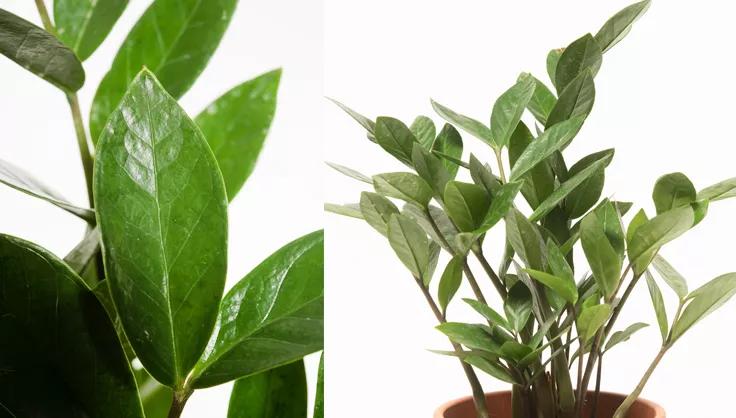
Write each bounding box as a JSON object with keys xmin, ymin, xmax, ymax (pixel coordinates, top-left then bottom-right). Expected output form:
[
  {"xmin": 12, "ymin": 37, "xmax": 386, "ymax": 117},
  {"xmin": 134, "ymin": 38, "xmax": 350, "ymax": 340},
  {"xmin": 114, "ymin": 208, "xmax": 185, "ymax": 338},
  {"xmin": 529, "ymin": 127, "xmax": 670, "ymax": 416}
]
[
  {"xmin": 589, "ymin": 351, "xmax": 603, "ymax": 418},
  {"xmin": 473, "ymin": 249, "xmax": 508, "ymax": 299},
  {"xmin": 167, "ymin": 388, "xmax": 193, "ymax": 418},
  {"xmin": 612, "ymin": 347, "xmax": 668, "ymax": 418},
  {"xmin": 414, "ymin": 277, "xmax": 490, "ymax": 418},
  {"xmin": 34, "ymin": 0, "xmax": 55, "ymax": 34},
  {"xmin": 494, "ymin": 149, "xmax": 507, "ymax": 183}
]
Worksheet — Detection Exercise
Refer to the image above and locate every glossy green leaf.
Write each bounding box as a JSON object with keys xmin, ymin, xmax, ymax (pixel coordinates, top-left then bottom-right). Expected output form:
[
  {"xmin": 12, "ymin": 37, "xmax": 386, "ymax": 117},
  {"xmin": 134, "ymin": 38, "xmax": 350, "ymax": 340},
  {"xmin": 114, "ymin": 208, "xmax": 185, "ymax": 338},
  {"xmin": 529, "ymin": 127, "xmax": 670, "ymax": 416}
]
[
  {"xmin": 196, "ymin": 69, "xmax": 281, "ymax": 200},
  {"xmin": 546, "ymin": 70, "xmax": 595, "ymax": 128},
  {"xmin": 629, "ymin": 206, "xmax": 695, "ymax": 275},
  {"xmin": 546, "ymin": 48, "xmax": 564, "ymax": 88},
  {"xmin": 508, "ymin": 122, "xmax": 555, "ymax": 209},
  {"xmin": 0, "ymin": 234, "xmax": 144, "ymax": 418},
  {"xmin": 64, "ymin": 227, "xmax": 101, "ymax": 279},
  {"xmin": 374, "ymin": 117, "xmax": 417, "ymax": 166},
  {"xmin": 505, "ymin": 208, "xmax": 546, "ymax": 270},
  {"xmin": 134, "ymin": 367, "xmax": 173, "ymax": 418},
  {"xmin": 594, "ymin": 199, "xmax": 626, "ymax": 257},
  {"xmin": 438, "ymin": 256, "xmax": 464, "ymax": 313},
  {"xmin": 564, "ymin": 150, "xmax": 609, "ymax": 219},
  {"xmin": 373, "ymin": 172, "xmax": 433, "ymax": 207},
  {"xmin": 576, "ymin": 303, "xmax": 611, "ymax": 342},
  {"xmin": 652, "ymin": 172, "xmax": 696, "ymax": 214},
  {"xmin": 432, "ymin": 123, "xmax": 463, "ymax": 178},
  {"xmin": 191, "ymin": 231, "xmax": 323, "ymax": 388},
  {"xmin": 54, "ymin": 0, "xmax": 129, "ymax": 61},
  {"xmin": 425, "ymin": 242, "xmax": 442, "ymax": 284},
  {"xmin": 554, "ymin": 34, "xmax": 602, "ymax": 94},
  {"xmin": 490, "ymin": 74, "xmax": 536, "ymax": 148},
  {"xmin": 0, "ymin": 8, "xmax": 84, "ymax": 92},
  {"xmin": 500, "ymin": 341, "xmax": 533, "ymax": 363},
  {"xmin": 505, "ymin": 282, "xmax": 533, "ymax": 331},
  {"xmin": 526, "ymin": 75, "xmax": 557, "ymax": 125},
  {"xmin": 581, "ymin": 211, "xmax": 622, "ymax": 298},
  {"xmin": 89, "ymin": 0, "xmax": 237, "ymax": 140},
  {"xmin": 0, "ymin": 158, "xmax": 94, "ymax": 222},
  {"xmin": 469, "ymin": 154, "xmax": 501, "ymax": 195},
  {"xmin": 324, "ymin": 203, "xmax": 363, "ymax": 220},
  {"xmin": 697, "ymin": 177, "xmax": 736, "ymax": 201},
  {"xmin": 546, "ymin": 239, "xmax": 573, "ymax": 282},
  {"xmin": 94, "ymin": 70, "xmax": 228, "ymax": 387},
  {"xmin": 671, "ymin": 273, "xmax": 736, "ymax": 342},
  {"xmin": 463, "ymin": 355, "xmax": 517, "ymax": 384},
  {"xmin": 509, "ymin": 116, "xmax": 585, "ymax": 182},
  {"xmin": 314, "ymin": 353, "xmax": 324, "ymax": 418},
  {"xmin": 645, "ymin": 271, "xmax": 668, "ymax": 342},
  {"xmin": 410, "ymin": 115, "xmax": 436, "ymax": 149},
  {"xmin": 326, "ymin": 161, "xmax": 372, "ymax": 184},
  {"xmin": 328, "ymin": 98, "xmax": 376, "ymax": 140},
  {"xmin": 359, "ymin": 192, "xmax": 399, "ymax": 236},
  {"xmin": 604, "ymin": 322, "xmax": 648, "ymax": 352},
  {"xmin": 595, "ymin": 0, "xmax": 652, "ymax": 53},
  {"xmin": 476, "ymin": 180, "xmax": 523, "ymax": 234},
  {"xmin": 436, "ymin": 323, "xmax": 496, "ymax": 351},
  {"xmin": 530, "ymin": 149, "xmax": 613, "ymax": 222},
  {"xmin": 626, "ymin": 209, "xmax": 648, "ymax": 244},
  {"xmin": 463, "ymin": 299, "xmax": 513, "ymax": 332},
  {"xmin": 227, "ymin": 361, "xmax": 307, "ymax": 418},
  {"xmin": 444, "ymin": 181, "xmax": 491, "ymax": 232},
  {"xmin": 524, "ymin": 269, "xmax": 578, "ymax": 304},
  {"xmin": 651, "ymin": 255, "xmax": 688, "ymax": 300},
  {"xmin": 386, "ymin": 214, "xmax": 432, "ymax": 281},
  {"xmin": 431, "ymin": 99, "xmax": 493, "ymax": 146},
  {"xmin": 403, "ymin": 204, "xmax": 461, "ymax": 254},
  {"xmin": 412, "ymin": 143, "xmax": 451, "ymax": 195}
]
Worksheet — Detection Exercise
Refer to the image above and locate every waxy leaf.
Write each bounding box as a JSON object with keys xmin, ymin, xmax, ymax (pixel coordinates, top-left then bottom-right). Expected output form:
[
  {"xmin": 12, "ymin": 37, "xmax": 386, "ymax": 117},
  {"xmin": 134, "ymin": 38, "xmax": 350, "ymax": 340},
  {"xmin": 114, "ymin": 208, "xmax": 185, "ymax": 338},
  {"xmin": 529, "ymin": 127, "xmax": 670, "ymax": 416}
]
[
  {"xmin": 64, "ymin": 227, "xmax": 101, "ymax": 279},
  {"xmin": 546, "ymin": 48, "xmax": 564, "ymax": 88},
  {"xmin": 438, "ymin": 256, "xmax": 464, "ymax": 313},
  {"xmin": 134, "ymin": 367, "xmax": 173, "ymax": 418},
  {"xmin": 374, "ymin": 117, "xmax": 417, "ymax": 166},
  {"xmin": 645, "ymin": 271, "xmax": 668, "ymax": 342},
  {"xmin": 431, "ymin": 99, "xmax": 493, "ymax": 146},
  {"xmin": 95, "ymin": 70, "xmax": 228, "ymax": 387},
  {"xmin": 526, "ymin": 75, "xmax": 557, "ymax": 125},
  {"xmin": 0, "ymin": 158, "xmax": 94, "ymax": 222},
  {"xmin": 326, "ymin": 161, "xmax": 372, "ymax": 184},
  {"xmin": 0, "ymin": 8, "xmax": 84, "ymax": 92},
  {"xmin": 444, "ymin": 181, "xmax": 491, "ymax": 232},
  {"xmin": 509, "ymin": 116, "xmax": 585, "ymax": 182},
  {"xmin": 629, "ymin": 206, "xmax": 696, "ymax": 275},
  {"xmin": 0, "ymin": 234, "xmax": 144, "ymax": 418},
  {"xmin": 490, "ymin": 74, "xmax": 536, "ymax": 148},
  {"xmin": 476, "ymin": 180, "xmax": 523, "ymax": 234},
  {"xmin": 54, "ymin": 0, "xmax": 129, "ymax": 60},
  {"xmin": 595, "ymin": 0, "xmax": 652, "ymax": 53},
  {"xmin": 652, "ymin": 172, "xmax": 696, "ymax": 214},
  {"xmin": 196, "ymin": 69, "xmax": 281, "ymax": 200},
  {"xmin": 505, "ymin": 208, "xmax": 546, "ymax": 270},
  {"xmin": 227, "ymin": 361, "xmax": 307, "ymax": 418},
  {"xmin": 581, "ymin": 211, "xmax": 622, "ymax": 299},
  {"xmin": 524, "ymin": 269, "xmax": 578, "ymax": 304},
  {"xmin": 412, "ymin": 143, "xmax": 451, "ymax": 195},
  {"xmin": 314, "ymin": 353, "xmax": 324, "ymax": 418},
  {"xmin": 373, "ymin": 172, "xmax": 433, "ymax": 207},
  {"xmin": 605, "ymin": 322, "xmax": 648, "ymax": 352},
  {"xmin": 651, "ymin": 255, "xmax": 688, "ymax": 300},
  {"xmin": 191, "ymin": 231, "xmax": 323, "ymax": 388},
  {"xmin": 403, "ymin": 204, "xmax": 461, "ymax": 254},
  {"xmin": 671, "ymin": 273, "xmax": 736, "ymax": 343},
  {"xmin": 386, "ymin": 214, "xmax": 432, "ymax": 282},
  {"xmin": 564, "ymin": 150, "xmax": 609, "ymax": 219},
  {"xmin": 432, "ymin": 124, "xmax": 463, "ymax": 178},
  {"xmin": 463, "ymin": 299, "xmax": 513, "ymax": 332},
  {"xmin": 436, "ymin": 323, "xmax": 496, "ymax": 351},
  {"xmin": 576, "ymin": 303, "xmax": 611, "ymax": 342},
  {"xmin": 554, "ymin": 34, "xmax": 602, "ymax": 94},
  {"xmin": 463, "ymin": 355, "xmax": 517, "ymax": 384},
  {"xmin": 359, "ymin": 192, "xmax": 399, "ymax": 236},
  {"xmin": 546, "ymin": 239, "xmax": 573, "ymax": 282},
  {"xmin": 328, "ymin": 98, "xmax": 376, "ymax": 140},
  {"xmin": 594, "ymin": 199, "xmax": 626, "ymax": 257},
  {"xmin": 509, "ymin": 122, "xmax": 555, "ymax": 209},
  {"xmin": 505, "ymin": 282, "xmax": 533, "ymax": 332},
  {"xmin": 324, "ymin": 203, "xmax": 363, "ymax": 219},
  {"xmin": 410, "ymin": 115, "xmax": 436, "ymax": 149},
  {"xmin": 89, "ymin": 0, "xmax": 237, "ymax": 139},
  {"xmin": 697, "ymin": 177, "xmax": 736, "ymax": 201},
  {"xmin": 546, "ymin": 70, "xmax": 595, "ymax": 128},
  {"xmin": 469, "ymin": 154, "xmax": 501, "ymax": 195},
  {"xmin": 626, "ymin": 209, "xmax": 648, "ymax": 244}
]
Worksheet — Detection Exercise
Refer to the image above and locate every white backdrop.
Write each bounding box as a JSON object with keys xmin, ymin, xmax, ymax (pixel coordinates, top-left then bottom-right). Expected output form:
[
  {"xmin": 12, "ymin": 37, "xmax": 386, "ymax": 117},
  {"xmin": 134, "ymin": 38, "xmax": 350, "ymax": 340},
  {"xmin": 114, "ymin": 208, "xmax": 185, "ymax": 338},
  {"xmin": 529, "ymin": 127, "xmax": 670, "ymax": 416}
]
[
  {"xmin": 0, "ymin": 0, "xmax": 323, "ymax": 417},
  {"xmin": 325, "ymin": 1, "xmax": 736, "ymax": 417}
]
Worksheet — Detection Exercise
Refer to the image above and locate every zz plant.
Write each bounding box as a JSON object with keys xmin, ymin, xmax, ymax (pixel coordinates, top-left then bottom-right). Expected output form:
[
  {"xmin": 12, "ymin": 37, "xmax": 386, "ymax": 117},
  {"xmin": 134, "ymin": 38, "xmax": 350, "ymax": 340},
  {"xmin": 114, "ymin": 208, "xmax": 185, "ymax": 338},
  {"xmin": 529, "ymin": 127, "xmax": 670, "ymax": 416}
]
[
  {"xmin": 328, "ymin": 2, "xmax": 736, "ymax": 417},
  {"xmin": 0, "ymin": 2, "xmax": 323, "ymax": 418}
]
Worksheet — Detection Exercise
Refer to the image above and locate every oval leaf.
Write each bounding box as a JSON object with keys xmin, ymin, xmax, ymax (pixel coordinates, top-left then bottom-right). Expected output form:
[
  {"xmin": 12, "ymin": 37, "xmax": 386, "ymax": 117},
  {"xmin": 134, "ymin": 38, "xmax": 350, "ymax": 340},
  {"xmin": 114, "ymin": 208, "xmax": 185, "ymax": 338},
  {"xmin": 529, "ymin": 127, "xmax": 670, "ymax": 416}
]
[
  {"xmin": 595, "ymin": 0, "xmax": 652, "ymax": 53},
  {"xmin": 645, "ymin": 271, "xmax": 669, "ymax": 342},
  {"xmin": 444, "ymin": 181, "xmax": 491, "ymax": 232},
  {"xmin": 438, "ymin": 256, "xmax": 464, "ymax": 314},
  {"xmin": 54, "ymin": 0, "xmax": 129, "ymax": 60},
  {"xmin": 490, "ymin": 74, "xmax": 536, "ymax": 148},
  {"xmin": 651, "ymin": 255, "xmax": 688, "ymax": 300},
  {"xmin": 629, "ymin": 206, "xmax": 695, "ymax": 275},
  {"xmin": 432, "ymin": 123, "xmax": 464, "ymax": 178},
  {"xmin": 359, "ymin": 191, "xmax": 399, "ymax": 236},
  {"xmin": 576, "ymin": 303, "xmax": 611, "ymax": 342},
  {"xmin": 374, "ymin": 116, "xmax": 417, "ymax": 166},
  {"xmin": 386, "ymin": 214, "xmax": 431, "ymax": 281},
  {"xmin": 581, "ymin": 211, "xmax": 622, "ymax": 299},
  {"xmin": 373, "ymin": 172, "xmax": 433, "ymax": 207},
  {"xmin": 652, "ymin": 172, "xmax": 696, "ymax": 214},
  {"xmin": 410, "ymin": 115, "xmax": 436, "ymax": 149},
  {"xmin": 546, "ymin": 69, "xmax": 595, "ymax": 128},
  {"xmin": 227, "ymin": 361, "xmax": 307, "ymax": 418},
  {"xmin": 431, "ymin": 99, "xmax": 493, "ymax": 146},
  {"xmin": 697, "ymin": 177, "xmax": 736, "ymax": 201},
  {"xmin": 671, "ymin": 273, "xmax": 736, "ymax": 343},
  {"xmin": 524, "ymin": 269, "xmax": 578, "ymax": 304},
  {"xmin": 554, "ymin": 33, "xmax": 602, "ymax": 94}
]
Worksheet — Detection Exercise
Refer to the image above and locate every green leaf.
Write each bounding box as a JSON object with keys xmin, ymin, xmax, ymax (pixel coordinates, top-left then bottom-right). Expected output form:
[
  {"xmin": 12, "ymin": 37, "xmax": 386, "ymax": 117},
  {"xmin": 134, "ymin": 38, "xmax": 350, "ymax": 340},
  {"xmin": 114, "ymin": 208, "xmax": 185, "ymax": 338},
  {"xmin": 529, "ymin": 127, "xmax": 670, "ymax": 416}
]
[
  {"xmin": 509, "ymin": 116, "xmax": 585, "ymax": 182},
  {"xmin": 505, "ymin": 282, "xmax": 533, "ymax": 331},
  {"xmin": 0, "ymin": 8, "xmax": 84, "ymax": 92},
  {"xmin": 604, "ymin": 322, "xmax": 648, "ymax": 352},
  {"xmin": 476, "ymin": 180, "xmax": 523, "ymax": 234},
  {"xmin": 328, "ymin": 98, "xmax": 376, "ymax": 140},
  {"xmin": 626, "ymin": 209, "xmax": 648, "ymax": 244},
  {"xmin": 134, "ymin": 367, "xmax": 173, "ymax": 418},
  {"xmin": 326, "ymin": 161, "xmax": 372, "ymax": 184},
  {"xmin": 524, "ymin": 269, "xmax": 578, "ymax": 304},
  {"xmin": 490, "ymin": 74, "xmax": 536, "ymax": 148},
  {"xmin": 526, "ymin": 75, "xmax": 557, "ymax": 125},
  {"xmin": 227, "ymin": 361, "xmax": 307, "ymax": 418},
  {"xmin": 628, "ymin": 206, "xmax": 696, "ymax": 275},
  {"xmin": 671, "ymin": 273, "xmax": 736, "ymax": 343},
  {"xmin": 564, "ymin": 150, "xmax": 609, "ymax": 219},
  {"xmin": 374, "ymin": 117, "xmax": 417, "ymax": 166},
  {"xmin": 0, "ymin": 158, "xmax": 94, "ymax": 222},
  {"xmin": 324, "ymin": 203, "xmax": 364, "ymax": 220},
  {"xmin": 373, "ymin": 172, "xmax": 433, "ymax": 207},
  {"xmin": 196, "ymin": 69, "xmax": 281, "ymax": 200},
  {"xmin": 645, "ymin": 272, "xmax": 669, "ymax": 342},
  {"xmin": 94, "ymin": 70, "xmax": 228, "ymax": 388},
  {"xmin": 594, "ymin": 199, "xmax": 626, "ymax": 257},
  {"xmin": 546, "ymin": 48, "xmax": 564, "ymax": 88},
  {"xmin": 425, "ymin": 242, "xmax": 442, "ymax": 284},
  {"xmin": 576, "ymin": 303, "xmax": 611, "ymax": 342},
  {"xmin": 438, "ymin": 256, "xmax": 465, "ymax": 314},
  {"xmin": 463, "ymin": 355, "xmax": 517, "ymax": 384},
  {"xmin": 431, "ymin": 99, "xmax": 493, "ymax": 146},
  {"xmin": 314, "ymin": 353, "xmax": 324, "ymax": 418},
  {"xmin": 64, "ymin": 227, "xmax": 101, "ymax": 279},
  {"xmin": 509, "ymin": 122, "xmax": 555, "ymax": 209},
  {"xmin": 595, "ymin": 0, "xmax": 652, "ymax": 53},
  {"xmin": 191, "ymin": 231, "xmax": 323, "ymax": 388},
  {"xmin": 54, "ymin": 0, "xmax": 129, "ymax": 61},
  {"xmin": 652, "ymin": 172, "xmax": 696, "ymax": 214},
  {"xmin": 697, "ymin": 177, "xmax": 736, "ymax": 201},
  {"xmin": 387, "ymin": 214, "xmax": 432, "ymax": 281},
  {"xmin": 359, "ymin": 192, "xmax": 399, "ymax": 236},
  {"xmin": 436, "ymin": 322, "xmax": 496, "ymax": 351},
  {"xmin": 463, "ymin": 299, "xmax": 513, "ymax": 332},
  {"xmin": 651, "ymin": 255, "xmax": 688, "ymax": 300},
  {"xmin": 546, "ymin": 239, "xmax": 573, "ymax": 282},
  {"xmin": 554, "ymin": 34, "xmax": 602, "ymax": 94},
  {"xmin": 469, "ymin": 154, "xmax": 501, "ymax": 195},
  {"xmin": 432, "ymin": 124, "xmax": 463, "ymax": 178},
  {"xmin": 410, "ymin": 115, "xmax": 436, "ymax": 149},
  {"xmin": 89, "ymin": 0, "xmax": 237, "ymax": 140},
  {"xmin": 403, "ymin": 204, "xmax": 461, "ymax": 254},
  {"xmin": 529, "ymin": 149, "xmax": 614, "ymax": 222},
  {"xmin": 546, "ymin": 70, "xmax": 595, "ymax": 128},
  {"xmin": 581, "ymin": 211, "xmax": 622, "ymax": 299},
  {"xmin": 444, "ymin": 181, "xmax": 491, "ymax": 232},
  {"xmin": 0, "ymin": 234, "xmax": 143, "ymax": 418},
  {"xmin": 412, "ymin": 143, "xmax": 451, "ymax": 195},
  {"xmin": 500, "ymin": 341, "xmax": 534, "ymax": 363},
  {"xmin": 505, "ymin": 208, "xmax": 546, "ymax": 270}
]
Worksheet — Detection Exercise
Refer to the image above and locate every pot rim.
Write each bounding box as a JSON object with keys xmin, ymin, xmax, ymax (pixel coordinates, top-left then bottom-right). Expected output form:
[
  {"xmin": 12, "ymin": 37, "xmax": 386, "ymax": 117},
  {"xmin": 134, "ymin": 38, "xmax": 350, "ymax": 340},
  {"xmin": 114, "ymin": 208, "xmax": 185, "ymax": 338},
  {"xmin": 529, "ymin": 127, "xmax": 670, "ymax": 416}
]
[{"xmin": 433, "ymin": 390, "xmax": 665, "ymax": 418}]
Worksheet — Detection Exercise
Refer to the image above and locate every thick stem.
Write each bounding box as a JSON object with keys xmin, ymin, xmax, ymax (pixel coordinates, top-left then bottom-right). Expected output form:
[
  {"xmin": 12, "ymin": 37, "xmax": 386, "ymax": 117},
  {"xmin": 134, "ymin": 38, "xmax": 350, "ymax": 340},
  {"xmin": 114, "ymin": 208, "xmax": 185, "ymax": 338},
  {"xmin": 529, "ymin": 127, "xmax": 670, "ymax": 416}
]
[
  {"xmin": 167, "ymin": 389, "xmax": 193, "ymax": 418},
  {"xmin": 415, "ymin": 277, "xmax": 490, "ymax": 418},
  {"xmin": 494, "ymin": 149, "xmax": 507, "ymax": 184},
  {"xmin": 612, "ymin": 347, "xmax": 668, "ymax": 418}
]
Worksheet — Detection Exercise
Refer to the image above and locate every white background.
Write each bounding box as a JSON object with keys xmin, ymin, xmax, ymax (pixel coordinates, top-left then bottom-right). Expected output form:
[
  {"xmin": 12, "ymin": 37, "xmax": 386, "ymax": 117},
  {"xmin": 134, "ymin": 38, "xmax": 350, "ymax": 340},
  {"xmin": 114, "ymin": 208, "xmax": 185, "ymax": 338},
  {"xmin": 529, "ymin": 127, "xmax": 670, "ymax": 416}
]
[
  {"xmin": 0, "ymin": 0, "xmax": 322, "ymax": 417},
  {"xmin": 325, "ymin": 1, "xmax": 736, "ymax": 417}
]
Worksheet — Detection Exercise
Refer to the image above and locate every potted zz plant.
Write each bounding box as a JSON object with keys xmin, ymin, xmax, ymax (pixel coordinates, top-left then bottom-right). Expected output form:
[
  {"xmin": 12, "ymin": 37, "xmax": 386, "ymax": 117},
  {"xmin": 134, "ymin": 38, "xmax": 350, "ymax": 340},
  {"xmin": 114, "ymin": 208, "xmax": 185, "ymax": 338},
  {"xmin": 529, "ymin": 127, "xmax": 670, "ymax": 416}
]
[
  {"xmin": 327, "ymin": 1, "xmax": 736, "ymax": 417},
  {"xmin": 0, "ymin": 1, "xmax": 323, "ymax": 418}
]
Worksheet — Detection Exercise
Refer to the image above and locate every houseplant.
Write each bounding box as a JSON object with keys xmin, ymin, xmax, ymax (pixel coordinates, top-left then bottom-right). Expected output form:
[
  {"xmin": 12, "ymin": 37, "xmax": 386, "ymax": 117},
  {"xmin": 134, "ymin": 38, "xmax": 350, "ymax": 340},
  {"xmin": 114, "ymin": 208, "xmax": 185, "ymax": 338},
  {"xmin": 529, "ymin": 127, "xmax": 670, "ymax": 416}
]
[
  {"xmin": 0, "ymin": 1, "xmax": 323, "ymax": 418},
  {"xmin": 327, "ymin": 1, "xmax": 736, "ymax": 417}
]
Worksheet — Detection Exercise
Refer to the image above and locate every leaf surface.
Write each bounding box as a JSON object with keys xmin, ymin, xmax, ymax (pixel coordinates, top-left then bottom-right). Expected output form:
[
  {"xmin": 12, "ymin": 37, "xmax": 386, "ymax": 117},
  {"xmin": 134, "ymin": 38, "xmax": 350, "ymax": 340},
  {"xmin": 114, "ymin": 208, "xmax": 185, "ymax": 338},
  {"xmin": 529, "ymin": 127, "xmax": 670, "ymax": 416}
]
[
  {"xmin": 227, "ymin": 361, "xmax": 307, "ymax": 418},
  {"xmin": 54, "ymin": 0, "xmax": 129, "ymax": 60}
]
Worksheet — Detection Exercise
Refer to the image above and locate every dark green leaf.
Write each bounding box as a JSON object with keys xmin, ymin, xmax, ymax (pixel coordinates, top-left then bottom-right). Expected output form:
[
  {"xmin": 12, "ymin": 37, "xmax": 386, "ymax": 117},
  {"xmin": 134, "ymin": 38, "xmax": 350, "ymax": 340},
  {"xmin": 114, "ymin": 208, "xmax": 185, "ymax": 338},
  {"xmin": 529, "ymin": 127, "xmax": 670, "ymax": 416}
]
[
  {"xmin": 326, "ymin": 161, "xmax": 372, "ymax": 184},
  {"xmin": 500, "ymin": 340, "xmax": 533, "ymax": 362},
  {"xmin": 227, "ymin": 361, "xmax": 307, "ymax": 418},
  {"xmin": 328, "ymin": 98, "xmax": 376, "ymax": 140},
  {"xmin": 564, "ymin": 150, "xmax": 609, "ymax": 219},
  {"xmin": 324, "ymin": 203, "xmax": 364, "ymax": 219},
  {"xmin": 359, "ymin": 192, "xmax": 399, "ymax": 236},
  {"xmin": 594, "ymin": 199, "xmax": 626, "ymax": 257},
  {"xmin": 0, "ymin": 8, "xmax": 84, "ymax": 92},
  {"xmin": 629, "ymin": 206, "xmax": 696, "ymax": 275},
  {"xmin": 444, "ymin": 181, "xmax": 491, "ymax": 232},
  {"xmin": 464, "ymin": 355, "xmax": 518, "ymax": 384},
  {"xmin": 314, "ymin": 353, "xmax": 324, "ymax": 418},
  {"xmin": 581, "ymin": 211, "xmax": 622, "ymax": 299},
  {"xmin": 432, "ymin": 123, "xmax": 463, "ymax": 178},
  {"xmin": 89, "ymin": 0, "xmax": 237, "ymax": 140},
  {"xmin": 604, "ymin": 322, "xmax": 648, "ymax": 352},
  {"xmin": 438, "ymin": 256, "xmax": 464, "ymax": 314},
  {"xmin": 671, "ymin": 273, "xmax": 736, "ymax": 342},
  {"xmin": 505, "ymin": 208, "xmax": 547, "ymax": 270},
  {"xmin": 526, "ymin": 75, "xmax": 557, "ymax": 125},
  {"xmin": 476, "ymin": 180, "xmax": 523, "ymax": 234},
  {"xmin": 436, "ymin": 323, "xmax": 496, "ymax": 351},
  {"xmin": 410, "ymin": 115, "xmax": 436, "ymax": 149},
  {"xmin": 546, "ymin": 70, "xmax": 595, "ymax": 128},
  {"xmin": 505, "ymin": 282, "xmax": 533, "ymax": 331},
  {"xmin": 63, "ymin": 227, "xmax": 101, "ymax": 280},
  {"xmin": 490, "ymin": 74, "xmax": 536, "ymax": 148},
  {"xmin": 54, "ymin": 0, "xmax": 129, "ymax": 60},
  {"xmin": 595, "ymin": 0, "xmax": 652, "ymax": 53},
  {"xmin": 626, "ymin": 208, "xmax": 648, "ymax": 245},
  {"xmin": 524, "ymin": 269, "xmax": 578, "ymax": 304},
  {"xmin": 386, "ymin": 214, "xmax": 432, "ymax": 281},
  {"xmin": 509, "ymin": 122, "xmax": 555, "ymax": 208},
  {"xmin": 651, "ymin": 255, "xmax": 688, "ymax": 300},
  {"xmin": 469, "ymin": 154, "xmax": 501, "ymax": 195},
  {"xmin": 652, "ymin": 172, "xmax": 696, "ymax": 214},
  {"xmin": 554, "ymin": 34, "xmax": 602, "ymax": 94},
  {"xmin": 431, "ymin": 99, "xmax": 493, "ymax": 146},
  {"xmin": 546, "ymin": 239, "xmax": 573, "ymax": 282},
  {"xmin": 576, "ymin": 303, "xmax": 611, "ymax": 342},
  {"xmin": 0, "ymin": 234, "xmax": 143, "ymax": 418},
  {"xmin": 546, "ymin": 48, "xmax": 564, "ymax": 88},
  {"xmin": 412, "ymin": 143, "xmax": 451, "ymax": 195},
  {"xmin": 94, "ymin": 70, "xmax": 228, "ymax": 387},
  {"xmin": 196, "ymin": 69, "xmax": 281, "ymax": 200},
  {"xmin": 134, "ymin": 367, "xmax": 173, "ymax": 418},
  {"xmin": 191, "ymin": 231, "xmax": 323, "ymax": 388},
  {"xmin": 403, "ymin": 204, "xmax": 460, "ymax": 254},
  {"xmin": 463, "ymin": 299, "xmax": 513, "ymax": 332},
  {"xmin": 697, "ymin": 177, "xmax": 736, "ymax": 201},
  {"xmin": 645, "ymin": 271, "xmax": 669, "ymax": 342},
  {"xmin": 373, "ymin": 172, "xmax": 433, "ymax": 207},
  {"xmin": 374, "ymin": 117, "xmax": 417, "ymax": 166}
]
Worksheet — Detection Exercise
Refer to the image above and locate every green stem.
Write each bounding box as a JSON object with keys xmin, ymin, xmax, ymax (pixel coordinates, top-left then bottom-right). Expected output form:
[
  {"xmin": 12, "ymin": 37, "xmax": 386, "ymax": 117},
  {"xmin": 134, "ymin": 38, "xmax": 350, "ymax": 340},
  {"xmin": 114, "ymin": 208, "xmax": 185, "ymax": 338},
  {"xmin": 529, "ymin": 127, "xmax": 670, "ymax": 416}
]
[
  {"xmin": 495, "ymin": 149, "xmax": 507, "ymax": 183},
  {"xmin": 33, "ymin": 0, "xmax": 55, "ymax": 35},
  {"xmin": 167, "ymin": 388, "xmax": 193, "ymax": 418},
  {"xmin": 612, "ymin": 347, "xmax": 668, "ymax": 418},
  {"xmin": 473, "ymin": 249, "xmax": 508, "ymax": 299}
]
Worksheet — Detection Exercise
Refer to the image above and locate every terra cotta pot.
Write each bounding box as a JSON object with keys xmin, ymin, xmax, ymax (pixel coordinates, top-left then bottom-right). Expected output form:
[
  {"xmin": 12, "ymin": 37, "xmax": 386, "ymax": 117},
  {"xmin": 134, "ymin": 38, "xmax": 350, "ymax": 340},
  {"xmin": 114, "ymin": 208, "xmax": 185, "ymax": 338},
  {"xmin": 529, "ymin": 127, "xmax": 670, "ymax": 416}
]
[{"xmin": 434, "ymin": 391, "xmax": 665, "ymax": 418}]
